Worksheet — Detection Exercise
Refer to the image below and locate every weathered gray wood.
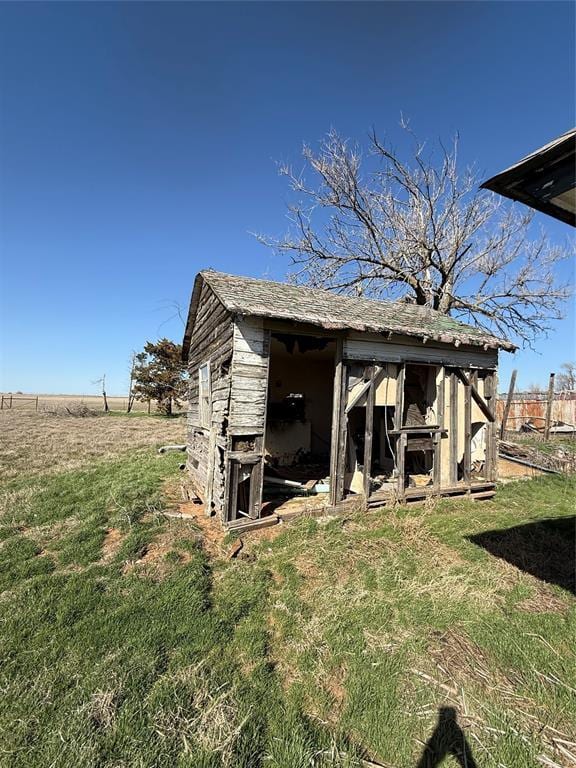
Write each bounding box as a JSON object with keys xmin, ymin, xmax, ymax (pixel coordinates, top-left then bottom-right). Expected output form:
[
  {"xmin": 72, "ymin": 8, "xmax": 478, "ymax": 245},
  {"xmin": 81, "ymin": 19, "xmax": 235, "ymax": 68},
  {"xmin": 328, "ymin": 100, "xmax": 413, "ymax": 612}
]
[
  {"xmin": 185, "ymin": 280, "xmax": 234, "ymax": 517},
  {"xmin": 363, "ymin": 366, "xmax": 376, "ymax": 498},
  {"xmin": 500, "ymin": 369, "xmax": 517, "ymax": 438},
  {"xmin": 344, "ymin": 336, "xmax": 498, "ymax": 369},
  {"xmin": 253, "ymin": 336, "xmax": 270, "ymax": 519},
  {"xmin": 228, "ymin": 461, "xmax": 239, "ymax": 522},
  {"xmin": 544, "ymin": 372, "xmax": 556, "ymax": 440},
  {"xmin": 483, "ymin": 371, "xmax": 496, "ymax": 481},
  {"xmin": 397, "ymin": 431, "xmax": 407, "ymax": 501},
  {"xmin": 433, "ymin": 367, "xmax": 445, "ymax": 490},
  {"xmin": 395, "ymin": 363, "xmax": 405, "ymax": 430},
  {"xmin": 345, "ymin": 364, "xmax": 386, "ymax": 413},
  {"xmin": 432, "ymin": 431, "xmax": 441, "ymax": 490},
  {"xmin": 205, "ymin": 427, "xmax": 217, "ymax": 516},
  {"xmin": 451, "ymin": 367, "xmax": 495, "ymax": 422},
  {"xmin": 449, "ymin": 371, "xmax": 458, "ymax": 485},
  {"xmin": 229, "ymin": 318, "xmax": 269, "ymax": 434},
  {"xmin": 329, "ymin": 339, "xmax": 347, "ymax": 506},
  {"xmin": 463, "ymin": 371, "xmax": 472, "ymax": 484}
]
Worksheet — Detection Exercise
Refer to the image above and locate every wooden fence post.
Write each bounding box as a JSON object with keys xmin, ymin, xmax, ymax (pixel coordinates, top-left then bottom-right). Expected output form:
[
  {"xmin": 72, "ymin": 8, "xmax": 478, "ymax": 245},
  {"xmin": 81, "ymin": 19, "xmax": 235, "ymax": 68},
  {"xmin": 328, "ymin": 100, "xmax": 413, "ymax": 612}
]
[
  {"xmin": 544, "ymin": 373, "xmax": 555, "ymax": 440},
  {"xmin": 500, "ymin": 369, "xmax": 517, "ymax": 438},
  {"xmin": 35, "ymin": 396, "xmax": 39, "ymax": 411},
  {"xmin": 1, "ymin": 395, "xmax": 3, "ymax": 410},
  {"xmin": 148, "ymin": 400, "xmax": 151, "ymax": 415},
  {"xmin": 9, "ymin": 395, "xmax": 12, "ymax": 409}
]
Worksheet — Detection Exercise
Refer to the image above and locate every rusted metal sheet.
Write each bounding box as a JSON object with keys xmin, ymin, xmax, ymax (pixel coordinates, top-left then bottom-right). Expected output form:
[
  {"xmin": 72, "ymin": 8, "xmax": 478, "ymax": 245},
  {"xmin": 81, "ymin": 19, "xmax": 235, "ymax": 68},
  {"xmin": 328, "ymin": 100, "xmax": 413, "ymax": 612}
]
[{"xmin": 496, "ymin": 392, "xmax": 576, "ymax": 428}]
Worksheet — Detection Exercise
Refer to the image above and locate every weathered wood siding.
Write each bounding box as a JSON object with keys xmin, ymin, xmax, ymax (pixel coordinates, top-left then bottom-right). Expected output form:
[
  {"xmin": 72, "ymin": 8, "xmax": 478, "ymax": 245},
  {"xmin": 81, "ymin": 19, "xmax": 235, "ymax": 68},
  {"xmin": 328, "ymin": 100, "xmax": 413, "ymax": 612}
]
[
  {"xmin": 229, "ymin": 317, "xmax": 270, "ymax": 435},
  {"xmin": 344, "ymin": 333, "xmax": 498, "ymax": 369},
  {"xmin": 186, "ymin": 282, "xmax": 234, "ymax": 512}
]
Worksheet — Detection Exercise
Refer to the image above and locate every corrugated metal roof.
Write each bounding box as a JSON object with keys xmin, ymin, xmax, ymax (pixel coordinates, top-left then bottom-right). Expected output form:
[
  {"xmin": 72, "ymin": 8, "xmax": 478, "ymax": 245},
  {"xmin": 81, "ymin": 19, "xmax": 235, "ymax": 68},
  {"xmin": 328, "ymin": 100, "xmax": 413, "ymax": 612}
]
[{"xmin": 183, "ymin": 271, "xmax": 516, "ymax": 358}]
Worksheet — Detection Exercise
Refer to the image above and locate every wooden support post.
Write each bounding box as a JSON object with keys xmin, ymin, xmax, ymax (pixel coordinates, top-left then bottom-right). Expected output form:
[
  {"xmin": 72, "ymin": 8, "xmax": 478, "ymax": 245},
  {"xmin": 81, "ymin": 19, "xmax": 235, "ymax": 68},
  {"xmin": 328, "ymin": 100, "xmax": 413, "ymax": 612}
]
[
  {"xmin": 433, "ymin": 367, "xmax": 445, "ymax": 490},
  {"xmin": 483, "ymin": 371, "xmax": 496, "ymax": 482},
  {"xmin": 228, "ymin": 461, "xmax": 239, "ymax": 522},
  {"xmin": 395, "ymin": 363, "xmax": 405, "ymax": 430},
  {"xmin": 449, "ymin": 371, "xmax": 458, "ymax": 484},
  {"xmin": 451, "ymin": 367, "xmax": 495, "ymax": 422},
  {"xmin": 35, "ymin": 395, "xmax": 39, "ymax": 412},
  {"xmin": 363, "ymin": 366, "xmax": 376, "ymax": 499},
  {"xmin": 1, "ymin": 396, "xmax": 3, "ymax": 410},
  {"xmin": 251, "ymin": 331, "xmax": 270, "ymax": 519},
  {"xmin": 397, "ymin": 431, "xmax": 407, "ymax": 501},
  {"xmin": 544, "ymin": 372, "xmax": 556, "ymax": 440},
  {"xmin": 500, "ymin": 369, "xmax": 517, "ymax": 438},
  {"xmin": 9, "ymin": 395, "xmax": 12, "ymax": 409},
  {"xmin": 329, "ymin": 338, "xmax": 347, "ymax": 507},
  {"xmin": 463, "ymin": 371, "xmax": 472, "ymax": 484}
]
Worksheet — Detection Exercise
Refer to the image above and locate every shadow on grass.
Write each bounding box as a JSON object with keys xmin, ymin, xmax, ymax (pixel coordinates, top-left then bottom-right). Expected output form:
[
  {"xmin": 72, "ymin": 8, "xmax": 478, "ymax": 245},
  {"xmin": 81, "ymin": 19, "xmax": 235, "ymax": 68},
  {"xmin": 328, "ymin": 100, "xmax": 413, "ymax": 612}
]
[
  {"xmin": 416, "ymin": 707, "xmax": 477, "ymax": 768},
  {"xmin": 468, "ymin": 516, "xmax": 575, "ymax": 595}
]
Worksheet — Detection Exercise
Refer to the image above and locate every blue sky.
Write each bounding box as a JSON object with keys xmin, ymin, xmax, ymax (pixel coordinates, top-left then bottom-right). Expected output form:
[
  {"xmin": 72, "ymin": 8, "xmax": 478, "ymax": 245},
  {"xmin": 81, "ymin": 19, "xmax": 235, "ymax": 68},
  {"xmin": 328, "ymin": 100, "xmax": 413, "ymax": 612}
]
[{"xmin": 1, "ymin": 1, "xmax": 574, "ymax": 395}]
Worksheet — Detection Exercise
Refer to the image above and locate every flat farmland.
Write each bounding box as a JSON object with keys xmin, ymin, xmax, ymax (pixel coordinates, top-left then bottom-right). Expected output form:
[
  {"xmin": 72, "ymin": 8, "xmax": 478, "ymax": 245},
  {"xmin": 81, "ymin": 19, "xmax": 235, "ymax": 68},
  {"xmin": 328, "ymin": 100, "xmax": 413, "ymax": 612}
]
[
  {"xmin": 0, "ymin": 392, "xmax": 185, "ymax": 413},
  {"xmin": 0, "ymin": 409, "xmax": 186, "ymax": 480}
]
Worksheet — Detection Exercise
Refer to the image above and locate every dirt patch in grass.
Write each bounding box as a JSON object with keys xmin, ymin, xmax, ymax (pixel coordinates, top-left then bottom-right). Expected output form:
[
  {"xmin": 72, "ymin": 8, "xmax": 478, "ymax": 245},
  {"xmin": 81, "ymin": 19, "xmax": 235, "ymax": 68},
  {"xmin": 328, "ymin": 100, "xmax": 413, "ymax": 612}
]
[
  {"xmin": 121, "ymin": 524, "xmax": 198, "ymax": 578},
  {"xmin": 517, "ymin": 588, "xmax": 570, "ymax": 614},
  {"xmin": 101, "ymin": 527, "xmax": 124, "ymax": 561},
  {"xmin": 177, "ymin": 502, "xmax": 228, "ymax": 558}
]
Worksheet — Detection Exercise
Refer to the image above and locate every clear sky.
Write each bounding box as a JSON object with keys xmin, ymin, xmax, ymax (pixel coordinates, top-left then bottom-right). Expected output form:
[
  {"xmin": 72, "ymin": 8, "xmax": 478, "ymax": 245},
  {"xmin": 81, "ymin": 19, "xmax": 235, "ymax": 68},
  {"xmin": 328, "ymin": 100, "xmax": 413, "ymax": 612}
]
[{"xmin": 1, "ymin": 1, "xmax": 574, "ymax": 396}]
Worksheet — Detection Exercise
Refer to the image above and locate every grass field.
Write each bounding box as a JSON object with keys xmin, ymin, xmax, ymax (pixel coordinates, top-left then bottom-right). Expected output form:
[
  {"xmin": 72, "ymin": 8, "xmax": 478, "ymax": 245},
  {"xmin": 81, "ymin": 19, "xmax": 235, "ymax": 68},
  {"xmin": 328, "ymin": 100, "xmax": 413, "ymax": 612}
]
[
  {"xmin": 0, "ymin": 392, "xmax": 185, "ymax": 414},
  {"xmin": 0, "ymin": 410, "xmax": 574, "ymax": 767}
]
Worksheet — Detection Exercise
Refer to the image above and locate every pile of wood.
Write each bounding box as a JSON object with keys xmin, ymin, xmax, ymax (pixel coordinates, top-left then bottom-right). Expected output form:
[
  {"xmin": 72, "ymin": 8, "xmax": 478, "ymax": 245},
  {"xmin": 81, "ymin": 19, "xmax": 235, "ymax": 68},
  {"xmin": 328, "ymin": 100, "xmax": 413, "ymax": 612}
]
[{"xmin": 499, "ymin": 440, "xmax": 576, "ymax": 474}]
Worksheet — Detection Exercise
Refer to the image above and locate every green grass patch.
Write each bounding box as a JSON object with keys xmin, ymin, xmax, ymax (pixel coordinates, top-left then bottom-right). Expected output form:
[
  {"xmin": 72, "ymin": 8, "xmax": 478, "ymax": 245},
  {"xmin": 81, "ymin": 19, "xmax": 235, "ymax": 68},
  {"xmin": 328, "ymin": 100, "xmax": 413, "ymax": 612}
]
[{"xmin": 0, "ymin": 449, "xmax": 574, "ymax": 767}]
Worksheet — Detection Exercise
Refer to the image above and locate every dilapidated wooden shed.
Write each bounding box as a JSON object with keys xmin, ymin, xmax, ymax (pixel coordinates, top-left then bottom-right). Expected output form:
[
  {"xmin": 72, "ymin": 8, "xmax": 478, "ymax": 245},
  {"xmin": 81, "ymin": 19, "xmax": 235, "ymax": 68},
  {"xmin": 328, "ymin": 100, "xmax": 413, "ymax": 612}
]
[{"xmin": 182, "ymin": 271, "xmax": 516, "ymax": 529}]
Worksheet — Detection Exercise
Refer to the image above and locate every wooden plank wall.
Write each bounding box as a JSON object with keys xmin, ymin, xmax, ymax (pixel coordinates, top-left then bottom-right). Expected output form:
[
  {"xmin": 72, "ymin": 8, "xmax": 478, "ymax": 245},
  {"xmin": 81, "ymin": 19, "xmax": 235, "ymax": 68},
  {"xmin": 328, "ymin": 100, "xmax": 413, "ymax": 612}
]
[
  {"xmin": 186, "ymin": 281, "xmax": 234, "ymax": 513},
  {"xmin": 344, "ymin": 334, "xmax": 498, "ymax": 369},
  {"xmin": 229, "ymin": 317, "xmax": 270, "ymax": 434}
]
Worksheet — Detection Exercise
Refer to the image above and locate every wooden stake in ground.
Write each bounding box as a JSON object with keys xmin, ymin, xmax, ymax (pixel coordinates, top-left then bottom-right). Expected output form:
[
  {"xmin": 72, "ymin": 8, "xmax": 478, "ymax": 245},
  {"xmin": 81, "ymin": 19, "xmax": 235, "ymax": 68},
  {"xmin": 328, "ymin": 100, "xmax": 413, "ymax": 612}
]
[
  {"xmin": 544, "ymin": 373, "xmax": 555, "ymax": 440},
  {"xmin": 500, "ymin": 369, "xmax": 517, "ymax": 438}
]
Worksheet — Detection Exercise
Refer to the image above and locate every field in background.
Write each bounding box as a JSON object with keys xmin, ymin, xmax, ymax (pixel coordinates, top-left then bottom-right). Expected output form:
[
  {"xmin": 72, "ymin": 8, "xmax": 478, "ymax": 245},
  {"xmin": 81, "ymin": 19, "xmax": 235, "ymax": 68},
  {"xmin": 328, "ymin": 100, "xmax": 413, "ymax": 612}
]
[
  {"xmin": 0, "ymin": 393, "xmax": 186, "ymax": 414},
  {"xmin": 0, "ymin": 409, "xmax": 185, "ymax": 481},
  {"xmin": 0, "ymin": 411, "xmax": 574, "ymax": 767}
]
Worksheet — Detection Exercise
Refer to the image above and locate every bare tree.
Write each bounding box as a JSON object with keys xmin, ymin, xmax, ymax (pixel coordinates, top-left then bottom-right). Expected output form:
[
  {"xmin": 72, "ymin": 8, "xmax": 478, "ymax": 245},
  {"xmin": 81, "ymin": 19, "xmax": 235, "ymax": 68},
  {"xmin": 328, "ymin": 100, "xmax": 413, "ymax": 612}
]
[
  {"xmin": 93, "ymin": 374, "xmax": 109, "ymax": 413},
  {"xmin": 556, "ymin": 361, "xmax": 576, "ymax": 392},
  {"xmin": 258, "ymin": 125, "xmax": 571, "ymax": 346},
  {"xmin": 127, "ymin": 353, "xmax": 137, "ymax": 413}
]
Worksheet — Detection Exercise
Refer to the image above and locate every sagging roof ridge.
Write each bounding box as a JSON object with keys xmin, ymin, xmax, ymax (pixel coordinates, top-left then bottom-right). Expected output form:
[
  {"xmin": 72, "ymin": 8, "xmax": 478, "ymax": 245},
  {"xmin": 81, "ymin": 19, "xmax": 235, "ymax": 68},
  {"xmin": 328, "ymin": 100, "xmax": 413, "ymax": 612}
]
[{"xmin": 182, "ymin": 269, "xmax": 517, "ymax": 360}]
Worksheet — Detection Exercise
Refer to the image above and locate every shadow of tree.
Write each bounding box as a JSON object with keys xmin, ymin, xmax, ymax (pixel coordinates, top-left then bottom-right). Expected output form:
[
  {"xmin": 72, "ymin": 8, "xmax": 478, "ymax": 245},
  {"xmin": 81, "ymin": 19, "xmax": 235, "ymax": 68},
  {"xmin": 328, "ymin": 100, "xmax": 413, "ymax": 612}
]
[
  {"xmin": 416, "ymin": 706, "xmax": 477, "ymax": 768},
  {"xmin": 468, "ymin": 516, "xmax": 575, "ymax": 595}
]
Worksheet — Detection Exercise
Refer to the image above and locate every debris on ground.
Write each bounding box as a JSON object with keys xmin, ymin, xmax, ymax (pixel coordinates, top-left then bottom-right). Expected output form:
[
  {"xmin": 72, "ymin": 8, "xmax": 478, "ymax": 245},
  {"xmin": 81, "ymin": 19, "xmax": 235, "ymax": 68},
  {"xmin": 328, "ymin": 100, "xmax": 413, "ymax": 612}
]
[{"xmin": 499, "ymin": 439, "xmax": 576, "ymax": 474}]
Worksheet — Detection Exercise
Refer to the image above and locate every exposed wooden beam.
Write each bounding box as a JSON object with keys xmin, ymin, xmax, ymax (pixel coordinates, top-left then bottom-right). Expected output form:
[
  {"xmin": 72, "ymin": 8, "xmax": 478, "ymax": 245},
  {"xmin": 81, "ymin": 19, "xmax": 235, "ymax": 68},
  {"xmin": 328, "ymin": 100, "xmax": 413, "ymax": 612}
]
[
  {"xmin": 451, "ymin": 367, "xmax": 495, "ymax": 422},
  {"xmin": 500, "ymin": 369, "xmax": 517, "ymax": 438},
  {"xmin": 449, "ymin": 371, "xmax": 458, "ymax": 485},
  {"xmin": 463, "ymin": 371, "xmax": 472, "ymax": 483},
  {"xmin": 345, "ymin": 365, "xmax": 385, "ymax": 414},
  {"xmin": 544, "ymin": 372, "xmax": 556, "ymax": 440},
  {"xmin": 363, "ymin": 366, "xmax": 376, "ymax": 498},
  {"xmin": 329, "ymin": 339, "xmax": 347, "ymax": 506},
  {"xmin": 483, "ymin": 371, "xmax": 497, "ymax": 481}
]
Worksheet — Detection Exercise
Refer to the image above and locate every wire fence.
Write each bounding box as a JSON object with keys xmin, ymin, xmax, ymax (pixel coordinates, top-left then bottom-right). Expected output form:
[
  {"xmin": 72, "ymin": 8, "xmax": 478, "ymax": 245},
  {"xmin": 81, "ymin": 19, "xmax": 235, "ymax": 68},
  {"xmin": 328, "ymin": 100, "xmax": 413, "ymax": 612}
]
[
  {"xmin": 1, "ymin": 395, "xmax": 39, "ymax": 410},
  {"xmin": 0, "ymin": 395, "xmax": 186, "ymax": 415}
]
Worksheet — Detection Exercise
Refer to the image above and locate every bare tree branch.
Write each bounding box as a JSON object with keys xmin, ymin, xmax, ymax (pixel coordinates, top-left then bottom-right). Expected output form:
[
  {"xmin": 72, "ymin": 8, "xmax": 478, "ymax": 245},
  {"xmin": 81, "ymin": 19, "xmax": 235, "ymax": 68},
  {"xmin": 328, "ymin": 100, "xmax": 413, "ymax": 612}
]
[{"xmin": 256, "ymin": 126, "xmax": 572, "ymax": 346}]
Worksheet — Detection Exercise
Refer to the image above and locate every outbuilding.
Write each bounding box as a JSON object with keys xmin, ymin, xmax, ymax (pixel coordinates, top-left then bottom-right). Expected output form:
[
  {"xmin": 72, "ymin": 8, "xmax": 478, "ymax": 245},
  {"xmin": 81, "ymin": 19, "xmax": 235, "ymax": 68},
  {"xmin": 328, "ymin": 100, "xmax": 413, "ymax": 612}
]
[{"xmin": 182, "ymin": 271, "xmax": 515, "ymax": 529}]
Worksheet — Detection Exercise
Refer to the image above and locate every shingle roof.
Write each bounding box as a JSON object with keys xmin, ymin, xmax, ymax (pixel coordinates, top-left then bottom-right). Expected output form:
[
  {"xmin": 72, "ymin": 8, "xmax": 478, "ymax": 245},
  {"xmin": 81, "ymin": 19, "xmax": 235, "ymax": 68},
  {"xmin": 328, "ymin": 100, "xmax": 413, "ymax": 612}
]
[{"xmin": 183, "ymin": 270, "xmax": 516, "ymax": 357}]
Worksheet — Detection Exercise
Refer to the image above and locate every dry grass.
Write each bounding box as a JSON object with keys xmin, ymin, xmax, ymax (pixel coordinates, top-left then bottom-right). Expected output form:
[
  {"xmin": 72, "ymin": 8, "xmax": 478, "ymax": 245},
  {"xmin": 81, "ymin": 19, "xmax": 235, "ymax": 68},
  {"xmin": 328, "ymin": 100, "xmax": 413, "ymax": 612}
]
[
  {"xmin": 0, "ymin": 392, "xmax": 185, "ymax": 414},
  {"xmin": 0, "ymin": 409, "xmax": 186, "ymax": 480}
]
